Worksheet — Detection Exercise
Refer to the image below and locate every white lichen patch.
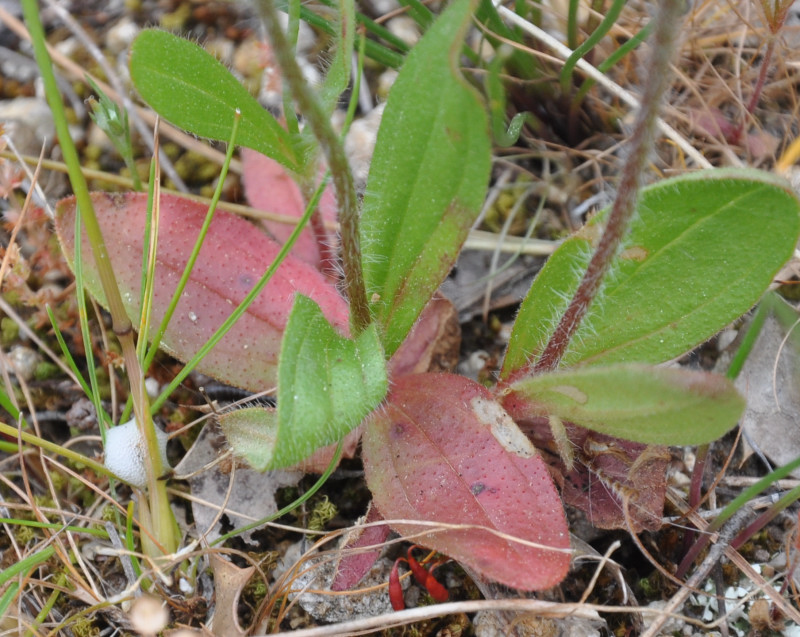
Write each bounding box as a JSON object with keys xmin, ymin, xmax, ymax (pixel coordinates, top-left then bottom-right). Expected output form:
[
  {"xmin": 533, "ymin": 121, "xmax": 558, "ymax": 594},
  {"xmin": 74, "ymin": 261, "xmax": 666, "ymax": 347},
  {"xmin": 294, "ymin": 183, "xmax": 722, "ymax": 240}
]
[
  {"xmin": 470, "ymin": 396, "xmax": 537, "ymax": 459},
  {"xmin": 104, "ymin": 418, "xmax": 169, "ymax": 489}
]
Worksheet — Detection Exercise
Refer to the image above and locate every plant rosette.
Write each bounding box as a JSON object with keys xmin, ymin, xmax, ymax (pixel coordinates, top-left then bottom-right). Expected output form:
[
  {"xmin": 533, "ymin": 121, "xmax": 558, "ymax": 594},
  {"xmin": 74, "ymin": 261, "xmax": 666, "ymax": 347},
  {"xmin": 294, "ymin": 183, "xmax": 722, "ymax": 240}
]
[{"xmin": 54, "ymin": 0, "xmax": 800, "ymax": 597}]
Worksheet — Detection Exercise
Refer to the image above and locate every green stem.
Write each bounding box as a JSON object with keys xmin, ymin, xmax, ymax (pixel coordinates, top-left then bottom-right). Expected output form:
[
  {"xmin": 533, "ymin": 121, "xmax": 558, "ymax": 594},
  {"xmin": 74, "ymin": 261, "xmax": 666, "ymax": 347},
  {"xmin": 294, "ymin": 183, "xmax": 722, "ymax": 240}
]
[
  {"xmin": 256, "ymin": 0, "xmax": 371, "ymax": 335},
  {"xmin": 560, "ymin": 0, "xmax": 629, "ymax": 95},
  {"xmin": 0, "ymin": 519, "xmax": 108, "ymax": 538},
  {"xmin": 142, "ymin": 113, "xmax": 241, "ymax": 376},
  {"xmin": 0, "ymin": 421, "xmax": 116, "ymax": 480},
  {"xmin": 21, "ymin": 0, "xmax": 176, "ymax": 555}
]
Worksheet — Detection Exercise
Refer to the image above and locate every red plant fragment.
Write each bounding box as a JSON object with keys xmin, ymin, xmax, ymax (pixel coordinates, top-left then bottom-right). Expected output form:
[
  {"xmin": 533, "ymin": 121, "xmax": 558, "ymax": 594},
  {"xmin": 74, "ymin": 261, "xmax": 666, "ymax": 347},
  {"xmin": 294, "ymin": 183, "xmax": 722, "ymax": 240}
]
[
  {"xmin": 362, "ymin": 373, "xmax": 571, "ymax": 591},
  {"xmin": 406, "ymin": 546, "xmax": 432, "ymax": 587},
  {"xmin": 388, "ymin": 559, "xmax": 406, "ymax": 611},
  {"xmin": 422, "ymin": 561, "xmax": 449, "ymax": 602},
  {"xmin": 241, "ymin": 148, "xmax": 337, "ymax": 268},
  {"xmin": 330, "ymin": 504, "xmax": 390, "ymax": 592}
]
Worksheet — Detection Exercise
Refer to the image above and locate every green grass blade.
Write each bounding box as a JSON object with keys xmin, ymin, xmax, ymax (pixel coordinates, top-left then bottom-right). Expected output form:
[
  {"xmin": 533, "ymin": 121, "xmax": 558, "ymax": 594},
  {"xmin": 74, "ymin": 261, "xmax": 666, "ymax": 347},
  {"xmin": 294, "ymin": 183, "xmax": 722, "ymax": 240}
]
[
  {"xmin": 151, "ymin": 172, "xmax": 328, "ymax": 412},
  {"xmin": 143, "ymin": 113, "xmax": 241, "ymax": 379},
  {"xmin": 0, "ymin": 545, "xmax": 55, "ymax": 589}
]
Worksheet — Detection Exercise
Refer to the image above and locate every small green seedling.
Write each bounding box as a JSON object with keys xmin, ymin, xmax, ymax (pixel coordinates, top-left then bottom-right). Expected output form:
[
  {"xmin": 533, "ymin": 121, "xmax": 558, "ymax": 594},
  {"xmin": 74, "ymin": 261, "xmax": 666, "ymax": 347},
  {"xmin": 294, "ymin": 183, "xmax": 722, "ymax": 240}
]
[{"xmin": 50, "ymin": 0, "xmax": 800, "ymax": 594}]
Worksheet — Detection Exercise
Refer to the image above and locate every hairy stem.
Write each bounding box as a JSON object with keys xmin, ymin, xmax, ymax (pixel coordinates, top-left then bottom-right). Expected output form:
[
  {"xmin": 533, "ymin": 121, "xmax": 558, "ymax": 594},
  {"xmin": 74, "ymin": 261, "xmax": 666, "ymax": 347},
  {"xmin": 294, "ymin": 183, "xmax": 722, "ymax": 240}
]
[
  {"xmin": 256, "ymin": 0, "xmax": 371, "ymax": 335},
  {"xmin": 533, "ymin": 0, "xmax": 686, "ymax": 374}
]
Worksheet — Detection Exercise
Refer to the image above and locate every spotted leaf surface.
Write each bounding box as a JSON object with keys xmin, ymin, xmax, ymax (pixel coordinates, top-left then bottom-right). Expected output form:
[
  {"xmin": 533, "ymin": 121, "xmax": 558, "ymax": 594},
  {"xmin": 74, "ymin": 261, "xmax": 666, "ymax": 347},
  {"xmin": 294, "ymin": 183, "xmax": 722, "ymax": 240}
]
[
  {"xmin": 362, "ymin": 373, "xmax": 570, "ymax": 590},
  {"xmin": 55, "ymin": 192, "xmax": 349, "ymax": 390}
]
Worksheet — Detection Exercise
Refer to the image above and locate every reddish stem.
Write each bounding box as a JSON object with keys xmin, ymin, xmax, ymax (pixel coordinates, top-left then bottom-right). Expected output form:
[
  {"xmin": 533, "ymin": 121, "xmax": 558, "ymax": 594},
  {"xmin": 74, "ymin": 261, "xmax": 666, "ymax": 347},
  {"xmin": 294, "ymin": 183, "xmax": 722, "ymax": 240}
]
[
  {"xmin": 681, "ymin": 443, "xmax": 709, "ymax": 556},
  {"xmin": 309, "ymin": 209, "xmax": 338, "ymax": 279},
  {"xmin": 731, "ymin": 36, "xmax": 776, "ymax": 145},
  {"xmin": 531, "ymin": 0, "xmax": 686, "ymax": 374}
]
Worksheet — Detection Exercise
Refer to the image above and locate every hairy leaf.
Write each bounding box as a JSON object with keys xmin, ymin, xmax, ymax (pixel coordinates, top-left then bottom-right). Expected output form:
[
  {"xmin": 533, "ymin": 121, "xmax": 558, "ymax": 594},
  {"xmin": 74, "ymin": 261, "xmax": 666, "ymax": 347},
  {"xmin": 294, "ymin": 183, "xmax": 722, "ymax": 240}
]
[
  {"xmin": 362, "ymin": 373, "xmax": 570, "ymax": 590},
  {"xmin": 55, "ymin": 192, "xmax": 349, "ymax": 390},
  {"xmin": 129, "ymin": 29, "xmax": 301, "ymax": 171},
  {"xmin": 503, "ymin": 169, "xmax": 800, "ymax": 376},
  {"xmin": 221, "ymin": 296, "xmax": 387, "ymax": 469},
  {"xmin": 361, "ymin": 0, "xmax": 491, "ymax": 357},
  {"xmin": 504, "ymin": 364, "xmax": 744, "ymax": 445}
]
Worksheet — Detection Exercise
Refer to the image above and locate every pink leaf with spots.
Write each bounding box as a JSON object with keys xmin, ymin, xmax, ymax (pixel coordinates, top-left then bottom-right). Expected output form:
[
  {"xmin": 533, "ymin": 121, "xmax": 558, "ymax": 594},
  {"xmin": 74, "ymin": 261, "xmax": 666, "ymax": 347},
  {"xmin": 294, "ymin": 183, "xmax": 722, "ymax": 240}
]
[
  {"xmin": 241, "ymin": 148, "xmax": 337, "ymax": 268},
  {"xmin": 362, "ymin": 373, "xmax": 570, "ymax": 591},
  {"xmin": 55, "ymin": 191, "xmax": 349, "ymax": 391}
]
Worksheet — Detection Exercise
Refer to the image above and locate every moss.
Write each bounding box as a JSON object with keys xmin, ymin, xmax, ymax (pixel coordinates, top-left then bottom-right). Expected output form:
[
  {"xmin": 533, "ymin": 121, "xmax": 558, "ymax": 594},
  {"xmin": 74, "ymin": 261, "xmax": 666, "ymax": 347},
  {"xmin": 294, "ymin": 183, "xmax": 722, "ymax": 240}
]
[
  {"xmin": 160, "ymin": 2, "xmax": 192, "ymax": 30},
  {"xmin": 14, "ymin": 525, "xmax": 36, "ymax": 544},
  {"xmin": 33, "ymin": 361, "xmax": 59, "ymax": 381},
  {"xmin": 50, "ymin": 472, "xmax": 66, "ymax": 493},
  {"xmin": 307, "ymin": 496, "xmax": 337, "ymax": 531},
  {"xmin": 71, "ymin": 616, "xmax": 101, "ymax": 637},
  {"xmin": 0, "ymin": 318, "xmax": 19, "ymax": 346}
]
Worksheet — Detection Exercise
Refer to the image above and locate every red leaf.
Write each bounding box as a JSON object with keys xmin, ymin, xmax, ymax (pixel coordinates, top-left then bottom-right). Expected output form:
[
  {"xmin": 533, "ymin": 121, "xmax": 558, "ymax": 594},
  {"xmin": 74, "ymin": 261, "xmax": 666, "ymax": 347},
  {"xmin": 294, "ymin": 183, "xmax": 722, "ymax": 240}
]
[
  {"xmin": 561, "ymin": 429, "xmax": 669, "ymax": 532},
  {"xmin": 362, "ymin": 373, "xmax": 570, "ymax": 591},
  {"xmin": 241, "ymin": 149, "xmax": 337, "ymax": 268},
  {"xmin": 387, "ymin": 295, "xmax": 460, "ymax": 378},
  {"xmin": 55, "ymin": 192, "xmax": 349, "ymax": 391},
  {"xmin": 330, "ymin": 504, "xmax": 390, "ymax": 592}
]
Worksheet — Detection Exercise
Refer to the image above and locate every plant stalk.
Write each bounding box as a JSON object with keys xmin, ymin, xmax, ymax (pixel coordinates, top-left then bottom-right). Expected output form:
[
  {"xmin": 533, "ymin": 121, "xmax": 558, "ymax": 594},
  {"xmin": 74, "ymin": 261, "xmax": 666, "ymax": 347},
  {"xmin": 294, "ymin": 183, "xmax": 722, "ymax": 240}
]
[
  {"xmin": 256, "ymin": 0, "xmax": 371, "ymax": 335},
  {"xmin": 21, "ymin": 0, "xmax": 177, "ymax": 555},
  {"xmin": 532, "ymin": 0, "xmax": 686, "ymax": 374}
]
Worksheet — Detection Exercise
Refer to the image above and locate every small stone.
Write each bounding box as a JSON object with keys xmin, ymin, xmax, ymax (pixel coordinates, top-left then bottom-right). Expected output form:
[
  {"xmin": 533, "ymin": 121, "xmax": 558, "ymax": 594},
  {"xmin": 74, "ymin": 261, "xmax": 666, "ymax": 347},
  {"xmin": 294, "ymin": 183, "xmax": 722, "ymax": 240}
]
[
  {"xmin": 386, "ymin": 16, "xmax": 420, "ymax": 47},
  {"xmin": 128, "ymin": 595, "xmax": 169, "ymax": 635},
  {"xmin": 105, "ymin": 16, "xmax": 139, "ymax": 55},
  {"xmin": 7, "ymin": 345, "xmax": 40, "ymax": 382},
  {"xmin": 66, "ymin": 398, "xmax": 97, "ymax": 432}
]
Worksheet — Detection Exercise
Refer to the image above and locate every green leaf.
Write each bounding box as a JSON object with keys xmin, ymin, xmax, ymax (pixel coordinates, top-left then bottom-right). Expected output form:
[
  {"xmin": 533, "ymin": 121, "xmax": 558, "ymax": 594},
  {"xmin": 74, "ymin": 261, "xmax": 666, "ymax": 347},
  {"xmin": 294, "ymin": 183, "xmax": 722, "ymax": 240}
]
[
  {"xmin": 129, "ymin": 29, "xmax": 301, "ymax": 171},
  {"xmin": 503, "ymin": 168, "xmax": 800, "ymax": 377},
  {"xmin": 220, "ymin": 295, "xmax": 387, "ymax": 470},
  {"xmin": 506, "ymin": 364, "xmax": 745, "ymax": 445},
  {"xmin": 361, "ymin": 0, "xmax": 491, "ymax": 357}
]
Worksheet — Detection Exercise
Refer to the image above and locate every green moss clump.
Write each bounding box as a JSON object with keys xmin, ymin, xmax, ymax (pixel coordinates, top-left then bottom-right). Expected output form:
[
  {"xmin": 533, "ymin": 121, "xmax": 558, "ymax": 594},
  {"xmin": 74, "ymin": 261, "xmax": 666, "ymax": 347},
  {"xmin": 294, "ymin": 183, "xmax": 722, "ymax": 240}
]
[
  {"xmin": 14, "ymin": 525, "xmax": 36, "ymax": 544},
  {"xmin": 71, "ymin": 616, "xmax": 101, "ymax": 637},
  {"xmin": 308, "ymin": 496, "xmax": 337, "ymax": 531},
  {"xmin": 0, "ymin": 318, "xmax": 19, "ymax": 346}
]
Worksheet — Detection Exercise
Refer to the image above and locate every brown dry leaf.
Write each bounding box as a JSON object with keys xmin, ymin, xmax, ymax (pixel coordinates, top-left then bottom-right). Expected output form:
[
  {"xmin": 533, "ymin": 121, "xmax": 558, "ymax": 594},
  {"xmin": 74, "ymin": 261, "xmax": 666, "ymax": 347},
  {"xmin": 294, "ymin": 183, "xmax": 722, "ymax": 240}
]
[
  {"xmin": 735, "ymin": 308, "xmax": 800, "ymax": 477},
  {"xmin": 174, "ymin": 421, "xmax": 302, "ymax": 543},
  {"xmin": 209, "ymin": 553, "xmax": 256, "ymax": 637}
]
